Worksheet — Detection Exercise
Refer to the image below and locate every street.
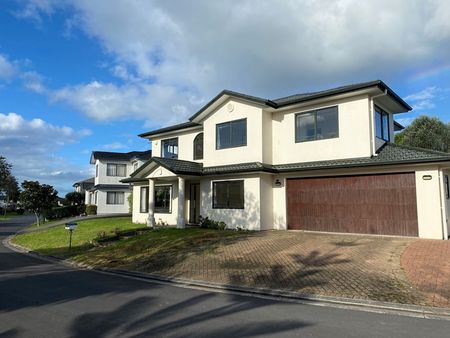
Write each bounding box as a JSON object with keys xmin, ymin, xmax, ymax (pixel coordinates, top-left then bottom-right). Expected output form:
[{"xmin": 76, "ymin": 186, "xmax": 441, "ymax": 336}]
[{"xmin": 1, "ymin": 216, "xmax": 450, "ymax": 338}]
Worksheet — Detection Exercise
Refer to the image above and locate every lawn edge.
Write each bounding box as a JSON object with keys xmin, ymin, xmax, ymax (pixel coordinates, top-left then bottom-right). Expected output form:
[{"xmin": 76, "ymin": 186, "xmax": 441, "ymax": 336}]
[{"xmin": 4, "ymin": 234, "xmax": 450, "ymax": 321}]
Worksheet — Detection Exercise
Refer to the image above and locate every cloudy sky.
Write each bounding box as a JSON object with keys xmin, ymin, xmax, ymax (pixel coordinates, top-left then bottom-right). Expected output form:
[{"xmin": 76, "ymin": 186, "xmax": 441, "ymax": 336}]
[{"xmin": 1, "ymin": 0, "xmax": 450, "ymax": 196}]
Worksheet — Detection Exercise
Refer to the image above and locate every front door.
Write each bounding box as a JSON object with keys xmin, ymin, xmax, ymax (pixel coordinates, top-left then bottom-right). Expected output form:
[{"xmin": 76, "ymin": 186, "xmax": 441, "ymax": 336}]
[{"xmin": 189, "ymin": 183, "xmax": 200, "ymax": 224}]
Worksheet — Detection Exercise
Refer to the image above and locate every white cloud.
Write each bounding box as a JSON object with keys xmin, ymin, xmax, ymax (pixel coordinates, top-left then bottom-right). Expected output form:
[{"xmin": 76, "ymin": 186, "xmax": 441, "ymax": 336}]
[
  {"xmin": 50, "ymin": 80, "xmax": 192, "ymax": 125},
  {"xmin": 0, "ymin": 112, "xmax": 92, "ymax": 195},
  {"xmin": 403, "ymin": 86, "xmax": 445, "ymax": 111},
  {"xmin": 14, "ymin": 0, "xmax": 450, "ymax": 127},
  {"xmin": 0, "ymin": 54, "xmax": 18, "ymax": 79}
]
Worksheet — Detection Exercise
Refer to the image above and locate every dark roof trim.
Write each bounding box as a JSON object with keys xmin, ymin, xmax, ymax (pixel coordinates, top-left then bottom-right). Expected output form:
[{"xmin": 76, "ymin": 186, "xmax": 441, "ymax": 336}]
[
  {"xmin": 90, "ymin": 150, "xmax": 152, "ymax": 163},
  {"xmin": 93, "ymin": 184, "xmax": 131, "ymax": 190},
  {"xmin": 152, "ymin": 157, "xmax": 203, "ymax": 176},
  {"xmin": 189, "ymin": 90, "xmax": 274, "ymax": 121},
  {"xmin": 73, "ymin": 177, "xmax": 95, "ymax": 187},
  {"xmin": 394, "ymin": 121, "xmax": 405, "ymax": 131},
  {"xmin": 138, "ymin": 122, "xmax": 201, "ymax": 138}
]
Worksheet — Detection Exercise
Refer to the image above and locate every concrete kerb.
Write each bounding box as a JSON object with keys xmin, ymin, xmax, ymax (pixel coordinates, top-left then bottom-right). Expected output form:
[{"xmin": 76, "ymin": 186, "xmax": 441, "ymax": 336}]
[{"xmin": 4, "ymin": 235, "xmax": 450, "ymax": 322}]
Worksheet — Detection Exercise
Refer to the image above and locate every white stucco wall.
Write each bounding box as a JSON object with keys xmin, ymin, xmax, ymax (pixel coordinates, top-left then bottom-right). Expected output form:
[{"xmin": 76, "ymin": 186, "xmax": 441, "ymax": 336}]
[
  {"xmin": 200, "ymin": 175, "xmax": 262, "ymax": 230},
  {"xmin": 271, "ymin": 95, "xmax": 372, "ymax": 164},
  {"xmin": 132, "ymin": 180, "xmax": 180, "ymax": 225},
  {"xmin": 202, "ymin": 99, "xmax": 264, "ymax": 167},
  {"xmin": 95, "ymin": 159, "xmax": 134, "ymax": 185},
  {"xmin": 95, "ymin": 190, "xmax": 131, "ymax": 215},
  {"xmin": 151, "ymin": 128, "xmax": 204, "ymax": 162},
  {"xmin": 415, "ymin": 169, "xmax": 446, "ymax": 239},
  {"xmin": 259, "ymin": 174, "xmax": 274, "ymax": 230}
]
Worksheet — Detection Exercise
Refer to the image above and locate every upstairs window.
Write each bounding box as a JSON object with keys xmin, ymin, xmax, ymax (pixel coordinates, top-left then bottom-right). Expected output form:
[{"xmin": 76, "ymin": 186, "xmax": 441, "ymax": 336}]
[
  {"xmin": 213, "ymin": 180, "xmax": 244, "ymax": 209},
  {"xmin": 106, "ymin": 163, "xmax": 126, "ymax": 177},
  {"xmin": 216, "ymin": 119, "xmax": 247, "ymax": 149},
  {"xmin": 193, "ymin": 133, "xmax": 204, "ymax": 160},
  {"xmin": 295, "ymin": 106, "xmax": 339, "ymax": 142},
  {"xmin": 155, "ymin": 185, "xmax": 172, "ymax": 213},
  {"xmin": 162, "ymin": 138, "xmax": 178, "ymax": 159},
  {"xmin": 375, "ymin": 106, "xmax": 390, "ymax": 141},
  {"xmin": 133, "ymin": 162, "xmax": 139, "ymax": 172}
]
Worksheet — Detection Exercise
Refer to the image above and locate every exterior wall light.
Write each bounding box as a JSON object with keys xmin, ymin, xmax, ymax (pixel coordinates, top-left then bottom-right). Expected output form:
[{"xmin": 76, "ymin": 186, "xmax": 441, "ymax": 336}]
[
  {"xmin": 274, "ymin": 179, "xmax": 282, "ymax": 187},
  {"xmin": 422, "ymin": 175, "xmax": 432, "ymax": 180}
]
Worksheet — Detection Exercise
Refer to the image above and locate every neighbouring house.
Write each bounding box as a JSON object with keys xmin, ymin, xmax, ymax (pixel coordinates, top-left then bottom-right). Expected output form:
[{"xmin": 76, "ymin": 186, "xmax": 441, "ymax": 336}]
[
  {"xmin": 88, "ymin": 150, "xmax": 152, "ymax": 214},
  {"xmin": 73, "ymin": 177, "xmax": 95, "ymax": 204},
  {"xmin": 123, "ymin": 80, "xmax": 450, "ymax": 239}
]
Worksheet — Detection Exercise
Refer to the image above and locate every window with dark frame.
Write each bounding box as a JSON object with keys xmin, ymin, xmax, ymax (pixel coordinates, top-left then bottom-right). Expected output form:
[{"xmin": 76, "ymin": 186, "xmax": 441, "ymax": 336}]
[
  {"xmin": 106, "ymin": 191, "xmax": 124, "ymax": 204},
  {"xmin": 106, "ymin": 163, "xmax": 126, "ymax": 177},
  {"xmin": 216, "ymin": 119, "xmax": 247, "ymax": 149},
  {"xmin": 375, "ymin": 106, "xmax": 390, "ymax": 141},
  {"xmin": 445, "ymin": 175, "xmax": 449, "ymax": 199},
  {"xmin": 213, "ymin": 180, "xmax": 244, "ymax": 209},
  {"xmin": 154, "ymin": 185, "xmax": 172, "ymax": 213},
  {"xmin": 140, "ymin": 186, "xmax": 149, "ymax": 213},
  {"xmin": 161, "ymin": 138, "xmax": 178, "ymax": 159},
  {"xmin": 295, "ymin": 106, "xmax": 339, "ymax": 142},
  {"xmin": 193, "ymin": 133, "xmax": 204, "ymax": 160}
]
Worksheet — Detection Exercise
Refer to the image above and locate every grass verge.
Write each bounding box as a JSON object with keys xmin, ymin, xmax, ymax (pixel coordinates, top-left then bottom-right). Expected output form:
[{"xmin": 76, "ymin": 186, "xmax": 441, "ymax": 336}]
[{"xmin": 12, "ymin": 217, "xmax": 251, "ymax": 268}]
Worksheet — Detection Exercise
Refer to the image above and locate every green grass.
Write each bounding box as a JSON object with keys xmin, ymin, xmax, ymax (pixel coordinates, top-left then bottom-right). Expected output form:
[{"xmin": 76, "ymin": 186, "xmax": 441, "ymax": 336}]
[
  {"xmin": 13, "ymin": 217, "xmax": 139, "ymax": 258},
  {"xmin": 12, "ymin": 217, "xmax": 251, "ymax": 270}
]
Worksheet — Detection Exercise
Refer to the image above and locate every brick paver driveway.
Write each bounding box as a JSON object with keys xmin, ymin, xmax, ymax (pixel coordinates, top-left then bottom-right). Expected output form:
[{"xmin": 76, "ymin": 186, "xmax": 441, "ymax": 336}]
[
  {"xmin": 146, "ymin": 231, "xmax": 425, "ymax": 305},
  {"xmin": 402, "ymin": 240, "xmax": 450, "ymax": 307}
]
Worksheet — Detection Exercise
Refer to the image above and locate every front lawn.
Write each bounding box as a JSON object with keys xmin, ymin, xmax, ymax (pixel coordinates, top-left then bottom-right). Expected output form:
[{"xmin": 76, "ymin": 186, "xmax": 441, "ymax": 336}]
[
  {"xmin": 12, "ymin": 217, "xmax": 251, "ymax": 265},
  {"xmin": 12, "ymin": 217, "xmax": 139, "ymax": 258}
]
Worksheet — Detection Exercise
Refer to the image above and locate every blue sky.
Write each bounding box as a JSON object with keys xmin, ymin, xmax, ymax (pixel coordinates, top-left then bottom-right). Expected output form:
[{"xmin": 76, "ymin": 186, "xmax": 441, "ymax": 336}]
[{"xmin": 1, "ymin": 0, "xmax": 450, "ymax": 196}]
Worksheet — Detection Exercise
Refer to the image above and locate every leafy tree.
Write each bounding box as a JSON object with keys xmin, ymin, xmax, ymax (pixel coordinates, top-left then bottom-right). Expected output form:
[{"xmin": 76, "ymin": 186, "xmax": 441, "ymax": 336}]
[
  {"xmin": 3, "ymin": 175, "xmax": 20, "ymax": 202},
  {"xmin": 395, "ymin": 116, "xmax": 450, "ymax": 152},
  {"xmin": 20, "ymin": 181, "xmax": 58, "ymax": 226},
  {"xmin": 0, "ymin": 156, "xmax": 11, "ymax": 184},
  {"xmin": 65, "ymin": 191, "xmax": 84, "ymax": 206}
]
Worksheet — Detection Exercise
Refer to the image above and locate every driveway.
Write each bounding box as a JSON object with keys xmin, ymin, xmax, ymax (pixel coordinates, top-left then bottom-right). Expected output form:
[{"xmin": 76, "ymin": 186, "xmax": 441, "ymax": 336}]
[
  {"xmin": 3, "ymin": 217, "xmax": 450, "ymax": 337},
  {"xmin": 120, "ymin": 231, "xmax": 424, "ymax": 305}
]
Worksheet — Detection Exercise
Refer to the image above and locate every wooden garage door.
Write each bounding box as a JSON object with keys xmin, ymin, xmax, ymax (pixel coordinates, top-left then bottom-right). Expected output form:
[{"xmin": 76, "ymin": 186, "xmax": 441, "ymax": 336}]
[{"xmin": 287, "ymin": 173, "xmax": 418, "ymax": 236}]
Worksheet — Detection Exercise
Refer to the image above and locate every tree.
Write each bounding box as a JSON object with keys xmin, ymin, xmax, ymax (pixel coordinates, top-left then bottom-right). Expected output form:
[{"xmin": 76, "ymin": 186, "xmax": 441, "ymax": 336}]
[
  {"xmin": 20, "ymin": 181, "xmax": 58, "ymax": 226},
  {"xmin": 3, "ymin": 175, "xmax": 20, "ymax": 202},
  {"xmin": 395, "ymin": 116, "xmax": 450, "ymax": 153},
  {"xmin": 0, "ymin": 156, "xmax": 11, "ymax": 184},
  {"xmin": 65, "ymin": 191, "xmax": 84, "ymax": 206}
]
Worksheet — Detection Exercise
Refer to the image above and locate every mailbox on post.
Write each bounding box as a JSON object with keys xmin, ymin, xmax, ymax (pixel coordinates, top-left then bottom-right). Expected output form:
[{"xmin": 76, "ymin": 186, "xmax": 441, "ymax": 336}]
[{"xmin": 65, "ymin": 222, "xmax": 78, "ymax": 250}]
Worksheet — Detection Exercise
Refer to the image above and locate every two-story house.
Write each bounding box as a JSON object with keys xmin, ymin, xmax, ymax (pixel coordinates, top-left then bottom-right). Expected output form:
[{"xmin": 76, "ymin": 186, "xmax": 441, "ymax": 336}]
[
  {"xmin": 73, "ymin": 177, "xmax": 94, "ymax": 204},
  {"xmin": 88, "ymin": 150, "xmax": 152, "ymax": 214},
  {"xmin": 123, "ymin": 80, "xmax": 450, "ymax": 239}
]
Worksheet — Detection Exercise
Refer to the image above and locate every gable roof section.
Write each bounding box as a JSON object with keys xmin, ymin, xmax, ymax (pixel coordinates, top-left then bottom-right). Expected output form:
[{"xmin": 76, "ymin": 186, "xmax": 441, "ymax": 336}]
[
  {"xmin": 139, "ymin": 80, "xmax": 411, "ymax": 138},
  {"xmin": 122, "ymin": 143, "xmax": 450, "ymax": 183},
  {"xmin": 73, "ymin": 177, "xmax": 94, "ymax": 187},
  {"xmin": 90, "ymin": 150, "xmax": 152, "ymax": 164},
  {"xmin": 138, "ymin": 122, "xmax": 201, "ymax": 138}
]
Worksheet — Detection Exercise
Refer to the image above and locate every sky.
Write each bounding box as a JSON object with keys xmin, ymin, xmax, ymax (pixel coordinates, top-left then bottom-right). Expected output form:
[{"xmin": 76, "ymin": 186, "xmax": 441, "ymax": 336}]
[{"xmin": 0, "ymin": 0, "xmax": 450, "ymax": 196}]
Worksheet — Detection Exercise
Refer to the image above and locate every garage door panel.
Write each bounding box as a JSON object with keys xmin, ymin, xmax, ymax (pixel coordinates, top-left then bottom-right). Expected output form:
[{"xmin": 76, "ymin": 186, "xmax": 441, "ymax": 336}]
[{"xmin": 287, "ymin": 173, "xmax": 418, "ymax": 237}]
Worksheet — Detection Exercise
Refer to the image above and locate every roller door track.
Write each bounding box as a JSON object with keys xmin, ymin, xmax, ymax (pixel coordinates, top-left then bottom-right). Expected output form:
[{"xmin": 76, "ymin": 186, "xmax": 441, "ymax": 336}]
[{"xmin": 286, "ymin": 173, "xmax": 418, "ymax": 236}]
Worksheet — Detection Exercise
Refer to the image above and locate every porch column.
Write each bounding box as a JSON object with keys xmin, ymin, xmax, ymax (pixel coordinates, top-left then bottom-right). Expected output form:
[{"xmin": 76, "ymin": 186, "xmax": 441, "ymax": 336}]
[
  {"xmin": 147, "ymin": 178, "xmax": 156, "ymax": 228},
  {"xmin": 177, "ymin": 177, "xmax": 186, "ymax": 229}
]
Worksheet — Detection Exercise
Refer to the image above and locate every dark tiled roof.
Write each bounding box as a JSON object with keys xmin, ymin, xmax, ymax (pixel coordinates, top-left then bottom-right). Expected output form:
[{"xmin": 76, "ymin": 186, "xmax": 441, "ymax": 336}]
[
  {"xmin": 123, "ymin": 143, "xmax": 450, "ymax": 182},
  {"xmin": 273, "ymin": 143, "xmax": 450, "ymax": 172},
  {"xmin": 152, "ymin": 157, "xmax": 203, "ymax": 175},
  {"xmin": 91, "ymin": 150, "xmax": 152, "ymax": 163},
  {"xmin": 203, "ymin": 162, "xmax": 275, "ymax": 175},
  {"xmin": 138, "ymin": 122, "xmax": 201, "ymax": 138},
  {"xmin": 73, "ymin": 177, "xmax": 95, "ymax": 187},
  {"xmin": 93, "ymin": 184, "xmax": 131, "ymax": 190}
]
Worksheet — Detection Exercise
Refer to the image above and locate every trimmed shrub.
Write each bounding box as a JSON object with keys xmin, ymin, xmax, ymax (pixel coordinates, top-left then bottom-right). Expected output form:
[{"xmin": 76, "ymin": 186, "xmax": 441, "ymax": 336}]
[
  {"xmin": 44, "ymin": 205, "xmax": 81, "ymax": 220},
  {"xmin": 85, "ymin": 204, "xmax": 97, "ymax": 215},
  {"xmin": 199, "ymin": 216, "xmax": 226, "ymax": 230},
  {"xmin": 15, "ymin": 208, "xmax": 25, "ymax": 215}
]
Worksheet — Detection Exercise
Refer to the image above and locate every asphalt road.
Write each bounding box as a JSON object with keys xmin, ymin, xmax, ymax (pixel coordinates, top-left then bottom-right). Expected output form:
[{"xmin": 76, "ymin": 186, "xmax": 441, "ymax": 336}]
[{"xmin": 1, "ymin": 216, "xmax": 450, "ymax": 338}]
